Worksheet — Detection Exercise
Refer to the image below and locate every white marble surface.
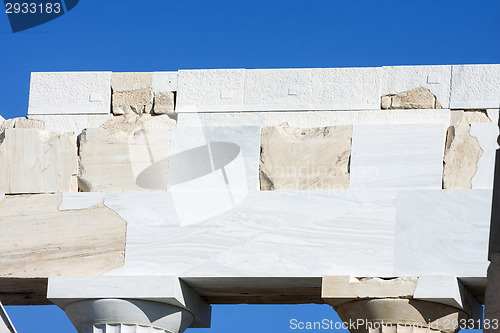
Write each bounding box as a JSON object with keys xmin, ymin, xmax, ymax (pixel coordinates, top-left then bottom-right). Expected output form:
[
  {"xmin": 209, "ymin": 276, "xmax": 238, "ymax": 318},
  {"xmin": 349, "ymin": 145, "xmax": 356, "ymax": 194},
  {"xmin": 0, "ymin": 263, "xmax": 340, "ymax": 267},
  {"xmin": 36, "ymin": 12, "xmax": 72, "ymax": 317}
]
[
  {"xmin": 0, "ymin": 193, "xmax": 4, "ymax": 203},
  {"xmin": 382, "ymin": 65, "xmax": 452, "ymax": 109},
  {"xmin": 311, "ymin": 67, "xmax": 381, "ymax": 110},
  {"xmin": 28, "ymin": 72, "xmax": 112, "ymax": 115},
  {"xmin": 450, "ymin": 64, "xmax": 500, "ymax": 109},
  {"xmin": 244, "ymin": 69, "xmax": 312, "ymax": 111},
  {"xmin": 177, "ymin": 109, "xmax": 451, "ymax": 128},
  {"xmin": 103, "ymin": 190, "xmax": 398, "ymax": 277},
  {"xmin": 59, "ymin": 192, "xmax": 106, "ymax": 210},
  {"xmin": 394, "ymin": 190, "xmax": 491, "ymax": 276},
  {"xmin": 176, "ymin": 69, "xmax": 246, "ymax": 112},
  {"xmin": 470, "ymin": 123, "xmax": 499, "ymax": 189},
  {"xmin": 153, "ymin": 72, "xmax": 178, "ymax": 93},
  {"xmin": 28, "ymin": 114, "xmax": 112, "ymax": 134},
  {"xmin": 350, "ymin": 124, "xmax": 446, "ymax": 189}
]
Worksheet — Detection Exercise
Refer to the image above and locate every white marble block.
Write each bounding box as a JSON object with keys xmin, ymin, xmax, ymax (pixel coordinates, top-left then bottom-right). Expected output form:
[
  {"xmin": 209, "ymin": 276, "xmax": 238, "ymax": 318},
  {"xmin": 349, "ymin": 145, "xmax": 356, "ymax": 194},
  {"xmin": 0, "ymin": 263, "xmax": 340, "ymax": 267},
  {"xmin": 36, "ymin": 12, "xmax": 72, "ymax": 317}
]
[
  {"xmin": 394, "ymin": 190, "xmax": 491, "ymax": 276},
  {"xmin": 0, "ymin": 129, "xmax": 77, "ymax": 193},
  {"xmin": 244, "ymin": 69, "xmax": 312, "ymax": 111},
  {"xmin": 176, "ymin": 69, "xmax": 245, "ymax": 112},
  {"xmin": 450, "ymin": 64, "xmax": 500, "ymax": 109},
  {"xmin": 470, "ymin": 123, "xmax": 500, "ymax": 189},
  {"xmin": 311, "ymin": 67, "xmax": 381, "ymax": 110},
  {"xmin": 382, "ymin": 65, "xmax": 452, "ymax": 109},
  {"xmin": 153, "ymin": 72, "xmax": 178, "ymax": 93},
  {"xmin": 349, "ymin": 124, "xmax": 446, "ymax": 190},
  {"xmin": 28, "ymin": 72, "xmax": 112, "ymax": 115}
]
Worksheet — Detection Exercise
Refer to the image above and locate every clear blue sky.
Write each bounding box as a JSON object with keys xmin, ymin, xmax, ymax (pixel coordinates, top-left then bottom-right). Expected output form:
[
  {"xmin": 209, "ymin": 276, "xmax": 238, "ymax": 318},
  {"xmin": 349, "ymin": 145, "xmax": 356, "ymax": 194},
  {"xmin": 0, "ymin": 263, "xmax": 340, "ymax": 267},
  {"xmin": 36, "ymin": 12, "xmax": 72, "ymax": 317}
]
[{"xmin": 1, "ymin": 0, "xmax": 497, "ymax": 332}]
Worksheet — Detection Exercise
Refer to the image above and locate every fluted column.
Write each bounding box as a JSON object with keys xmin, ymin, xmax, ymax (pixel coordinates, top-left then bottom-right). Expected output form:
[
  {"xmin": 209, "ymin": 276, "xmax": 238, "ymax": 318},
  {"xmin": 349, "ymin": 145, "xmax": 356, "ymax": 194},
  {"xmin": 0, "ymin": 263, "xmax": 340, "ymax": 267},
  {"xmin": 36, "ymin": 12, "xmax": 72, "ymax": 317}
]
[{"xmin": 64, "ymin": 299, "xmax": 194, "ymax": 333}]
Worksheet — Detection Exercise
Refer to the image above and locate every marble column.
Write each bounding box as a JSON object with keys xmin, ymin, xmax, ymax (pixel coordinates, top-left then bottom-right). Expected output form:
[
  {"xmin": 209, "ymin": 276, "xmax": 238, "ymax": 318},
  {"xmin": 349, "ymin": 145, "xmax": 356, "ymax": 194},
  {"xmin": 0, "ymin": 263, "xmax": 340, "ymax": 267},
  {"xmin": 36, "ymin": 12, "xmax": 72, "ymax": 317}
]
[
  {"xmin": 63, "ymin": 299, "xmax": 194, "ymax": 333},
  {"xmin": 334, "ymin": 299, "xmax": 468, "ymax": 333}
]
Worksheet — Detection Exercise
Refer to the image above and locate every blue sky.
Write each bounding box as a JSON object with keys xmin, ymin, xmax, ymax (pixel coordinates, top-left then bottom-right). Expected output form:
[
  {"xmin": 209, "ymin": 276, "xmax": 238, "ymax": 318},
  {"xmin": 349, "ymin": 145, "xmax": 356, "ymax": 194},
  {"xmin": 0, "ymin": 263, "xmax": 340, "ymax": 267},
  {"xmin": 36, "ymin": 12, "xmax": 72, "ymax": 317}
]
[{"xmin": 1, "ymin": 0, "xmax": 498, "ymax": 332}]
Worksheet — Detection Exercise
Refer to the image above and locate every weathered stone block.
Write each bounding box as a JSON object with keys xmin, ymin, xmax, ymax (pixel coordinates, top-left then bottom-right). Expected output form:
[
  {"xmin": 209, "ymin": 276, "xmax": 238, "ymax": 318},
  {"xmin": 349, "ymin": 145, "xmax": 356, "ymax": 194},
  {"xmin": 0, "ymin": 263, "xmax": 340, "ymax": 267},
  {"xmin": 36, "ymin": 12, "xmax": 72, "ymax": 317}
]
[
  {"xmin": 111, "ymin": 72, "xmax": 152, "ymax": 92},
  {"xmin": 259, "ymin": 125, "xmax": 352, "ymax": 191},
  {"xmin": 0, "ymin": 194, "xmax": 126, "ymax": 277},
  {"xmin": 382, "ymin": 87, "xmax": 440, "ymax": 109},
  {"xmin": 153, "ymin": 91, "xmax": 175, "ymax": 114},
  {"xmin": 79, "ymin": 115, "xmax": 175, "ymax": 191},
  {"xmin": 28, "ymin": 114, "xmax": 112, "ymax": 134},
  {"xmin": 0, "ymin": 129, "xmax": 77, "ymax": 194},
  {"xmin": 0, "ymin": 117, "xmax": 44, "ymax": 131},
  {"xmin": 112, "ymin": 89, "xmax": 154, "ymax": 116},
  {"xmin": 443, "ymin": 111, "xmax": 488, "ymax": 189}
]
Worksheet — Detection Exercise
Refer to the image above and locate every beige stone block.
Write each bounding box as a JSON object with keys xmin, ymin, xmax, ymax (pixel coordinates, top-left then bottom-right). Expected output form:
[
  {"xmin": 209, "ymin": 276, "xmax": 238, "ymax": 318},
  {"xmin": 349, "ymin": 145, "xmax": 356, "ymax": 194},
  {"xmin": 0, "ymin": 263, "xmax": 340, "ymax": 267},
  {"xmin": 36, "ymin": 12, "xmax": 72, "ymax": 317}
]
[
  {"xmin": 112, "ymin": 88, "xmax": 154, "ymax": 115},
  {"xmin": 0, "ymin": 129, "xmax": 77, "ymax": 194},
  {"xmin": 111, "ymin": 72, "xmax": 152, "ymax": 92},
  {"xmin": 443, "ymin": 113, "xmax": 486, "ymax": 189},
  {"xmin": 259, "ymin": 125, "xmax": 352, "ymax": 191},
  {"xmin": 381, "ymin": 95, "xmax": 392, "ymax": 109},
  {"xmin": 390, "ymin": 87, "xmax": 436, "ymax": 109},
  {"xmin": 443, "ymin": 124, "xmax": 482, "ymax": 189},
  {"xmin": 154, "ymin": 91, "xmax": 175, "ymax": 114},
  {"xmin": 79, "ymin": 115, "xmax": 175, "ymax": 191},
  {"xmin": 0, "ymin": 117, "xmax": 44, "ymax": 131},
  {"xmin": 0, "ymin": 194, "xmax": 126, "ymax": 277}
]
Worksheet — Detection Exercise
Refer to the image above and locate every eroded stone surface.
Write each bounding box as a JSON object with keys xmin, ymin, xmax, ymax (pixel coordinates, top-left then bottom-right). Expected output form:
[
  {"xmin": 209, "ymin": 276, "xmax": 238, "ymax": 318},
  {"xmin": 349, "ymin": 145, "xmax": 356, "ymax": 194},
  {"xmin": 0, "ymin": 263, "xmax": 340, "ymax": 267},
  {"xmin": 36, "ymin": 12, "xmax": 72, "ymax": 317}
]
[
  {"xmin": 443, "ymin": 112, "xmax": 486, "ymax": 189},
  {"xmin": 79, "ymin": 114, "xmax": 176, "ymax": 191},
  {"xmin": 0, "ymin": 194, "xmax": 126, "ymax": 277},
  {"xmin": 0, "ymin": 117, "xmax": 44, "ymax": 131},
  {"xmin": 0, "ymin": 129, "xmax": 77, "ymax": 194},
  {"xmin": 112, "ymin": 89, "xmax": 153, "ymax": 116},
  {"xmin": 154, "ymin": 91, "xmax": 175, "ymax": 114},
  {"xmin": 381, "ymin": 87, "xmax": 441, "ymax": 109},
  {"xmin": 112, "ymin": 72, "xmax": 152, "ymax": 92},
  {"xmin": 259, "ymin": 125, "xmax": 352, "ymax": 190}
]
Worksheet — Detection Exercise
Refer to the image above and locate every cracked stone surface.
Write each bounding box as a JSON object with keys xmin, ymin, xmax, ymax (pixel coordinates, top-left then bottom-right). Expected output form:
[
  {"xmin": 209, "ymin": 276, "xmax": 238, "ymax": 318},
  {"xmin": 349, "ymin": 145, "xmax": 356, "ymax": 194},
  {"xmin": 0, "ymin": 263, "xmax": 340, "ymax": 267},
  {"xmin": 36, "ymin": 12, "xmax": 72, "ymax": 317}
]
[
  {"xmin": 0, "ymin": 128, "xmax": 77, "ymax": 194},
  {"xmin": 381, "ymin": 87, "xmax": 442, "ymax": 109},
  {"xmin": 112, "ymin": 88, "xmax": 154, "ymax": 116},
  {"xmin": 79, "ymin": 114, "xmax": 176, "ymax": 191},
  {"xmin": 153, "ymin": 91, "xmax": 175, "ymax": 114},
  {"xmin": 259, "ymin": 124, "xmax": 352, "ymax": 191},
  {"xmin": 0, "ymin": 193, "xmax": 126, "ymax": 277},
  {"xmin": 443, "ymin": 112, "xmax": 486, "ymax": 189}
]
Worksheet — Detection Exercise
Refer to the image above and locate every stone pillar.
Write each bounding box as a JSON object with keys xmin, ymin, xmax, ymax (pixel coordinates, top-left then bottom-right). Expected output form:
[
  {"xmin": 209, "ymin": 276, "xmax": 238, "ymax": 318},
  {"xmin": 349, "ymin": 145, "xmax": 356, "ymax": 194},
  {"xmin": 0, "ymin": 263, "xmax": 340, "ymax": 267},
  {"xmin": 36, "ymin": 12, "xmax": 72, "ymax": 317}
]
[
  {"xmin": 335, "ymin": 298, "xmax": 467, "ymax": 333},
  {"xmin": 63, "ymin": 299, "xmax": 194, "ymax": 333},
  {"xmin": 47, "ymin": 276, "xmax": 211, "ymax": 333},
  {"xmin": 322, "ymin": 276, "xmax": 481, "ymax": 333}
]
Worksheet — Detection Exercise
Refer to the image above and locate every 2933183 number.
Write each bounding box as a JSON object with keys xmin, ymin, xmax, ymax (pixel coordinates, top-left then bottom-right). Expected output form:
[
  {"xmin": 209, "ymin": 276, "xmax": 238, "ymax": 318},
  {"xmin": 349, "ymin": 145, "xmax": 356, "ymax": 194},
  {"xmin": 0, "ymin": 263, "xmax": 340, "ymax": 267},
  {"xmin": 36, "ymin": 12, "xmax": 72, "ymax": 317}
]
[{"xmin": 5, "ymin": 2, "xmax": 61, "ymax": 14}]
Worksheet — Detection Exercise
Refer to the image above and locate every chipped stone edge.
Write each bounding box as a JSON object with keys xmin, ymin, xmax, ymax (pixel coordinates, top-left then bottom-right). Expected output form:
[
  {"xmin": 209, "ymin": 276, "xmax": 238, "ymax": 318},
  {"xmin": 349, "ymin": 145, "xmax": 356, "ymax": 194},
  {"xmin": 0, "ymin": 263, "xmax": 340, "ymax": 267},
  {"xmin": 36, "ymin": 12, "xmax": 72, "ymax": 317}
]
[{"xmin": 58, "ymin": 193, "xmax": 107, "ymax": 211}]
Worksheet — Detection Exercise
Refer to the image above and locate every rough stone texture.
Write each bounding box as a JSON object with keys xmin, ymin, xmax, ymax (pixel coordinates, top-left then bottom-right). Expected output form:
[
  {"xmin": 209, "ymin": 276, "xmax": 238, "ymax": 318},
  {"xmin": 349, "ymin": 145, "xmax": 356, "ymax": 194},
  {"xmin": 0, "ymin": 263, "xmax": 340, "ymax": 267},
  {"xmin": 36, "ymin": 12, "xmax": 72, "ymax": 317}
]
[
  {"xmin": 112, "ymin": 88, "xmax": 154, "ymax": 116},
  {"xmin": 0, "ymin": 129, "xmax": 77, "ymax": 194},
  {"xmin": 176, "ymin": 69, "xmax": 246, "ymax": 112},
  {"xmin": 28, "ymin": 72, "xmax": 112, "ymax": 115},
  {"xmin": 485, "ymin": 253, "xmax": 500, "ymax": 332},
  {"xmin": 79, "ymin": 114, "xmax": 176, "ymax": 191},
  {"xmin": 322, "ymin": 276, "xmax": 418, "ymax": 302},
  {"xmin": 111, "ymin": 72, "xmax": 152, "ymax": 92},
  {"xmin": 0, "ymin": 194, "xmax": 126, "ymax": 277},
  {"xmin": 259, "ymin": 125, "xmax": 352, "ymax": 191},
  {"xmin": 443, "ymin": 112, "xmax": 487, "ymax": 189},
  {"xmin": 154, "ymin": 91, "xmax": 175, "ymax": 114},
  {"xmin": 450, "ymin": 64, "xmax": 500, "ymax": 109},
  {"xmin": 153, "ymin": 72, "xmax": 178, "ymax": 93},
  {"xmin": 0, "ymin": 117, "xmax": 44, "ymax": 131},
  {"xmin": 381, "ymin": 87, "xmax": 441, "ymax": 109}
]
